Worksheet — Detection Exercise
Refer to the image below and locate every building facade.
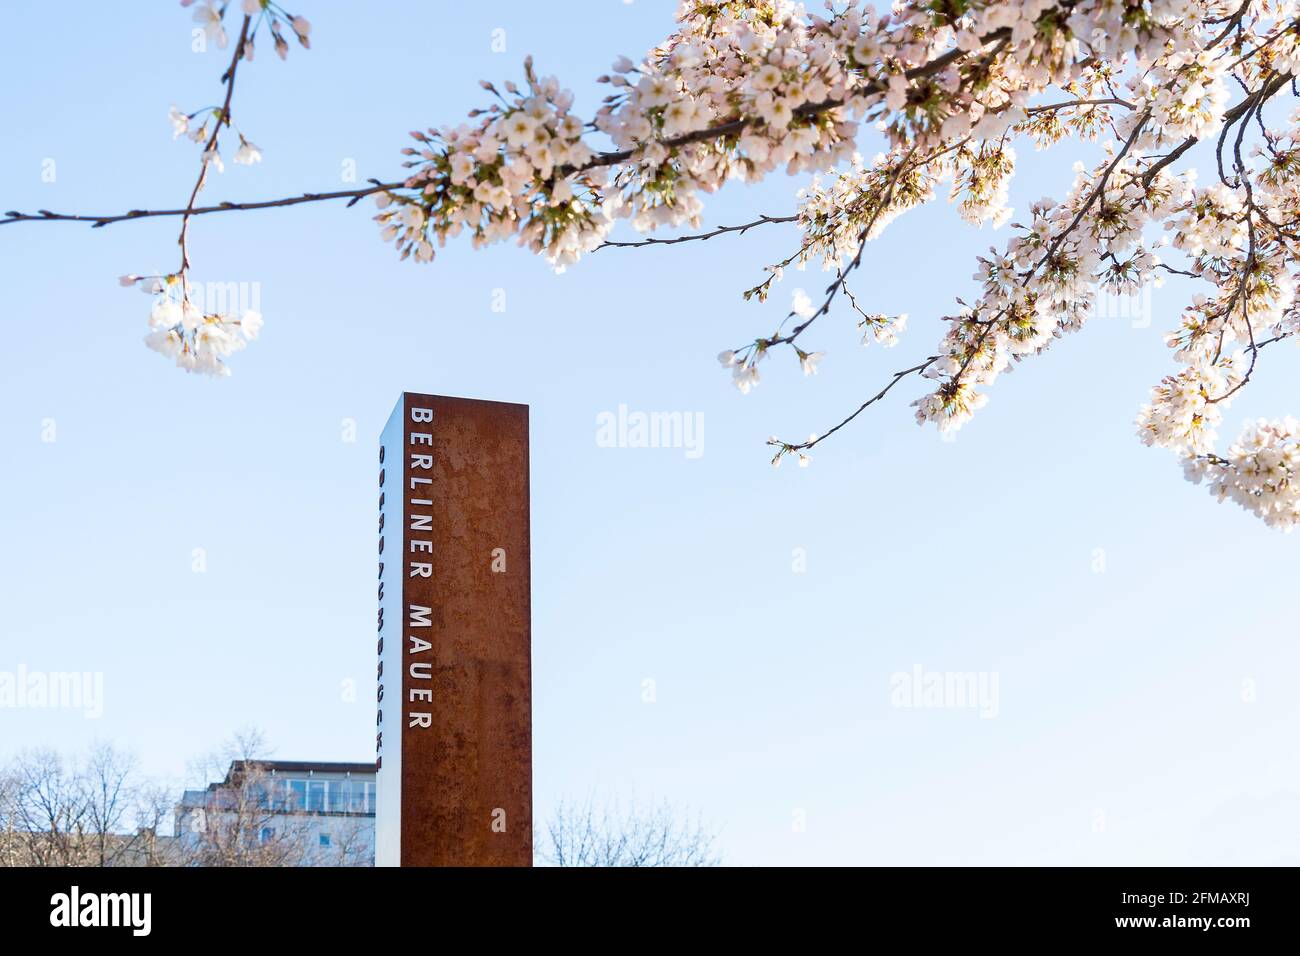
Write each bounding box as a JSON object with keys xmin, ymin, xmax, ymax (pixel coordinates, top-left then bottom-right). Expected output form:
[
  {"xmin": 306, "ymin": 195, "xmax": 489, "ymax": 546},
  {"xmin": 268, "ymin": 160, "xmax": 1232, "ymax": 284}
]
[{"xmin": 176, "ymin": 760, "xmax": 375, "ymax": 866}]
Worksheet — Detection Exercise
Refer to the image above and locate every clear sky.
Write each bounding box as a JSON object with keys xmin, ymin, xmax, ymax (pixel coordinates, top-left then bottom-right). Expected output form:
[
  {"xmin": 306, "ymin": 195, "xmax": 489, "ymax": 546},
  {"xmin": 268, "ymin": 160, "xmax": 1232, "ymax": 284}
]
[{"xmin": 2, "ymin": 2, "xmax": 1298, "ymax": 865}]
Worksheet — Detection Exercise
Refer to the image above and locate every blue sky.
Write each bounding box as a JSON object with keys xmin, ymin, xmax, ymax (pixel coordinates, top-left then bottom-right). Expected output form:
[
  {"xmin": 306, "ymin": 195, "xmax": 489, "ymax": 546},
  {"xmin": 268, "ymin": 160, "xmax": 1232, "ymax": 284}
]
[{"xmin": 2, "ymin": 2, "xmax": 1298, "ymax": 865}]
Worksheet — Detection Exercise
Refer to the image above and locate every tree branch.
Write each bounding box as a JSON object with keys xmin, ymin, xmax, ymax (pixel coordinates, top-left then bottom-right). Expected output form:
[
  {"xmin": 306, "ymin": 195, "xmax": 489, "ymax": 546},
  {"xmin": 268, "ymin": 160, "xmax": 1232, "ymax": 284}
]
[
  {"xmin": 773, "ymin": 355, "xmax": 940, "ymax": 457},
  {"xmin": 2, "ymin": 21, "xmax": 1020, "ymax": 233},
  {"xmin": 596, "ymin": 213, "xmax": 796, "ymax": 249},
  {"xmin": 2, "ymin": 181, "xmax": 404, "ymax": 228},
  {"xmin": 179, "ymin": 15, "xmax": 254, "ymax": 274}
]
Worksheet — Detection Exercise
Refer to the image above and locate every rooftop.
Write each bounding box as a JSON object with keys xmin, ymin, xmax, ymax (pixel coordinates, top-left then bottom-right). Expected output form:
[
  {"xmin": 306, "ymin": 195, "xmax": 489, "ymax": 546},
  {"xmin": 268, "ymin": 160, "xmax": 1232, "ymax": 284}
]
[{"xmin": 227, "ymin": 760, "xmax": 376, "ymax": 776}]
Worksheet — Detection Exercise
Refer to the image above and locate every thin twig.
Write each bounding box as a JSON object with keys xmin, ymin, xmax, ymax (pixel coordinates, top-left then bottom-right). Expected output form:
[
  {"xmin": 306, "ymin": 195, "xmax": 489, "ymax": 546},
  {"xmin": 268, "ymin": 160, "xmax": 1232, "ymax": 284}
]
[
  {"xmin": 179, "ymin": 15, "xmax": 253, "ymax": 274},
  {"xmin": 776, "ymin": 357, "xmax": 940, "ymax": 453},
  {"xmin": 596, "ymin": 213, "xmax": 796, "ymax": 250},
  {"xmin": 2, "ymin": 182, "xmax": 403, "ymax": 228}
]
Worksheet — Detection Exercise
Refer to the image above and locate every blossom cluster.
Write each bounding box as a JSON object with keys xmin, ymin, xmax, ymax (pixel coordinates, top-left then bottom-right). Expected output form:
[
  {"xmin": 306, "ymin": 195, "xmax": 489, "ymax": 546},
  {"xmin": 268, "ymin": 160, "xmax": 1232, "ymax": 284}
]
[
  {"xmin": 791, "ymin": 149, "xmax": 942, "ymax": 277},
  {"xmin": 1136, "ymin": 352, "xmax": 1244, "ymax": 454},
  {"xmin": 120, "ymin": 274, "xmax": 263, "ymax": 377},
  {"xmin": 375, "ymin": 58, "xmax": 609, "ymax": 269},
  {"xmin": 185, "ymin": 0, "xmax": 311, "ymax": 60},
  {"xmin": 1186, "ymin": 418, "xmax": 1300, "ymax": 530},
  {"xmin": 858, "ymin": 310, "xmax": 908, "ymax": 348}
]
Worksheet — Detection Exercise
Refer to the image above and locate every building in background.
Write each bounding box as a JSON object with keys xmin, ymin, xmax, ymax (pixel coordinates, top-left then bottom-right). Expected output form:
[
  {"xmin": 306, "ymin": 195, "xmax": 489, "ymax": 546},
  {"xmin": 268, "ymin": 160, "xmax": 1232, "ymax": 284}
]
[{"xmin": 176, "ymin": 760, "xmax": 375, "ymax": 866}]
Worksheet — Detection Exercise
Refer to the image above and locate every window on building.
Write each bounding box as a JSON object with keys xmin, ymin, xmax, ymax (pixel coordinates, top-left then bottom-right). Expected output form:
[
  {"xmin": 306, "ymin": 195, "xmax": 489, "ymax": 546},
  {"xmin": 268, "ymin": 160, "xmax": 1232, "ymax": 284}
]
[
  {"xmin": 287, "ymin": 779, "xmax": 307, "ymax": 811},
  {"xmin": 319, "ymin": 833, "xmax": 331, "ymax": 847},
  {"xmin": 327, "ymin": 780, "xmax": 347, "ymax": 813},
  {"xmin": 260, "ymin": 827, "xmax": 274, "ymax": 843},
  {"xmin": 307, "ymin": 779, "xmax": 327, "ymax": 812},
  {"xmin": 348, "ymin": 780, "xmax": 366, "ymax": 813},
  {"xmin": 348, "ymin": 779, "xmax": 375, "ymax": 814}
]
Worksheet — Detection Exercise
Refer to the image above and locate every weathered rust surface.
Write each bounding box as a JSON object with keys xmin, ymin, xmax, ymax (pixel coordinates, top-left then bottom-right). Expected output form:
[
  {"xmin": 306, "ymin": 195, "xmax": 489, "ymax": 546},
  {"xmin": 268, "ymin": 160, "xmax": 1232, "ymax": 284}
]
[{"xmin": 378, "ymin": 393, "xmax": 531, "ymax": 867}]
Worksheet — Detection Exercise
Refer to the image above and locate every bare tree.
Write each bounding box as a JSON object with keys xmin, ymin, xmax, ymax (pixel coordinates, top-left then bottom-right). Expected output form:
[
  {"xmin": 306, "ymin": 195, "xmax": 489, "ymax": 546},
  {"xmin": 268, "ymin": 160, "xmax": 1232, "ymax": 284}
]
[
  {"xmin": 81, "ymin": 742, "xmax": 139, "ymax": 866},
  {"xmin": 2, "ymin": 748, "xmax": 93, "ymax": 866},
  {"xmin": 538, "ymin": 798, "xmax": 720, "ymax": 867},
  {"xmin": 0, "ymin": 764, "xmax": 25, "ymax": 867},
  {"xmin": 120, "ymin": 781, "xmax": 182, "ymax": 867},
  {"xmin": 320, "ymin": 814, "xmax": 375, "ymax": 868},
  {"xmin": 2, "ymin": 732, "xmax": 377, "ymax": 867},
  {"xmin": 179, "ymin": 728, "xmax": 312, "ymax": 867},
  {"xmin": 0, "ymin": 743, "xmax": 165, "ymax": 866}
]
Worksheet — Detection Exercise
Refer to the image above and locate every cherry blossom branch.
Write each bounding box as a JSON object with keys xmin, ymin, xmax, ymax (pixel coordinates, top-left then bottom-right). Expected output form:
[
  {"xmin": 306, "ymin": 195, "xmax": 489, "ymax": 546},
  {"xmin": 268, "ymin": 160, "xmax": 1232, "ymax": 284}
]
[
  {"xmin": 2, "ymin": 18, "xmax": 1020, "ymax": 234},
  {"xmin": 5, "ymin": 1, "xmax": 1298, "ymax": 526},
  {"xmin": 1206, "ymin": 69, "xmax": 1282, "ymax": 402},
  {"xmin": 769, "ymin": 355, "xmax": 941, "ymax": 461},
  {"xmin": 723, "ymin": 31, "xmax": 1024, "ymax": 387},
  {"xmin": 169, "ymin": 20, "xmax": 251, "ymax": 279},
  {"xmin": 108, "ymin": 4, "xmax": 313, "ymax": 378},
  {"xmin": 1, "ymin": 182, "xmax": 402, "ymax": 229},
  {"xmin": 839, "ymin": 276, "xmax": 873, "ymax": 326},
  {"xmin": 1248, "ymin": 330, "xmax": 1297, "ymax": 351},
  {"xmin": 558, "ymin": 25, "xmax": 1017, "ymax": 181},
  {"xmin": 1206, "ymin": 0, "xmax": 1254, "ymax": 47},
  {"xmin": 1142, "ymin": 70, "xmax": 1293, "ymax": 187},
  {"xmin": 768, "ymin": 145, "xmax": 921, "ymax": 348},
  {"xmin": 798, "ymin": 44, "xmax": 1259, "ymax": 461},
  {"xmin": 1038, "ymin": 111, "xmax": 1152, "ymax": 274},
  {"xmin": 931, "ymin": 109, "xmax": 1153, "ymax": 402},
  {"xmin": 0, "ymin": 16, "xmax": 371, "ymax": 238},
  {"xmin": 1025, "ymin": 96, "xmax": 1136, "ymax": 113},
  {"xmin": 596, "ymin": 213, "xmax": 796, "ymax": 249}
]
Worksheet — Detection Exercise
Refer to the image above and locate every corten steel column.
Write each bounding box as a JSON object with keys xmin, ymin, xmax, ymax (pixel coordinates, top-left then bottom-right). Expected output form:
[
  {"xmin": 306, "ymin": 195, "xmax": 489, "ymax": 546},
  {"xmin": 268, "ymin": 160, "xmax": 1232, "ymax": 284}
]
[{"xmin": 376, "ymin": 393, "xmax": 531, "ymax": 866}]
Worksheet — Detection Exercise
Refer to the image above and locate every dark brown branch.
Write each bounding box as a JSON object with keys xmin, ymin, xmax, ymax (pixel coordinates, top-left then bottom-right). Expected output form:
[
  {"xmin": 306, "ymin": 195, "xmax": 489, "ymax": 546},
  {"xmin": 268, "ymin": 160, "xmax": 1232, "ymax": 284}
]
[
  {"xmin": 179, "ymin": 15, "xmax": 254, "ymax": 273},
  {"xmin": 1142, "ymin": 70, "xmax": 1293, "ymax": 186},
  {"xmin": 596, "ymin": 213, "xmax": 796, "ymax": 249},
  {"xmin": 2, "ymin": 182, "xmax": 403, "ymax": 228},
  {"xmin": 766, "ymin": 145, "xmax": 919, "ymax": 350},
  {"xmin": 1025, "ymin": 96, "xmax": 1136, "ymax": 113},
  {"xmin": 775, "ymin": 356, "xmax": 940, "ymax": 455}
]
